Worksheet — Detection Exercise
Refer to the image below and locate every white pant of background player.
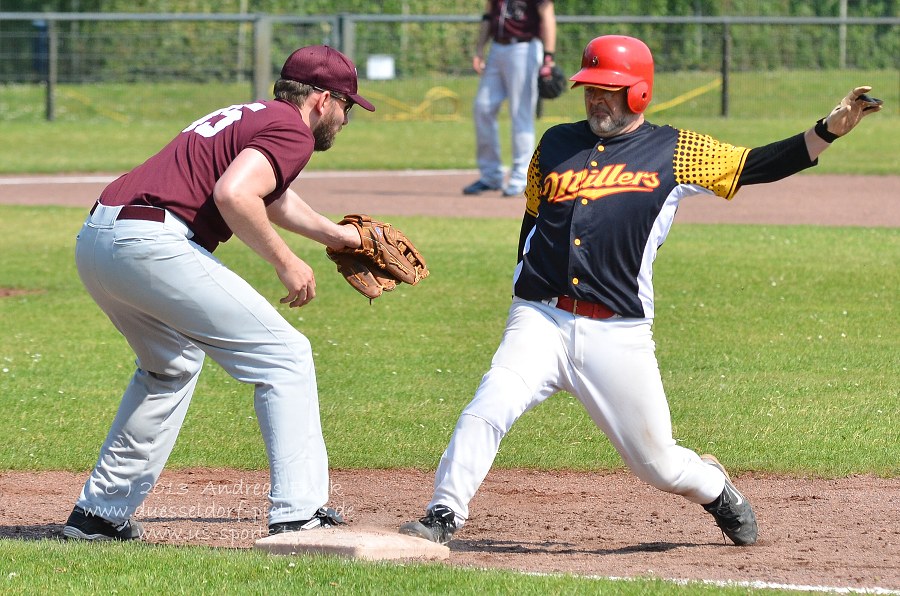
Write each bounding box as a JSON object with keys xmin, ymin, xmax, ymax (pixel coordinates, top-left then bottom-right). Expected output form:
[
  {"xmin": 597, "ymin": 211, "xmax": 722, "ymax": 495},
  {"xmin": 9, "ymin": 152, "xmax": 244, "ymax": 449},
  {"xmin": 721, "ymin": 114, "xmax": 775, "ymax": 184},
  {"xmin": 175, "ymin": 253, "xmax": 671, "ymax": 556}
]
[
  {"xmin": 74, "ymin": 203, "xmax": 328, "ymax": 525},
  {"xmin": 429, "ymin": 298, "xmax": 726, "ymax": 525},
  {"xmin": 474, "ymin": 39, "xmax": 543, "ymax": 194}
]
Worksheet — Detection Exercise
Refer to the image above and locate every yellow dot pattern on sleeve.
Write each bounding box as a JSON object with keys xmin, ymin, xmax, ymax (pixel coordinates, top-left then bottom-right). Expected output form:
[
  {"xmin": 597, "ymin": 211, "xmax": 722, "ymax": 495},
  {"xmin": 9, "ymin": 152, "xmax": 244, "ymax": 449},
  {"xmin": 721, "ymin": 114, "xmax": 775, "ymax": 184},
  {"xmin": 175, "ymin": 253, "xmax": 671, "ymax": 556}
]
[
  {"xmin": 673, "ymin": 129, "xmax": 750, "ymax": 199},
  {"xmin": 525, "ymin": 146, "xmax": 543, "ymax": 216}
]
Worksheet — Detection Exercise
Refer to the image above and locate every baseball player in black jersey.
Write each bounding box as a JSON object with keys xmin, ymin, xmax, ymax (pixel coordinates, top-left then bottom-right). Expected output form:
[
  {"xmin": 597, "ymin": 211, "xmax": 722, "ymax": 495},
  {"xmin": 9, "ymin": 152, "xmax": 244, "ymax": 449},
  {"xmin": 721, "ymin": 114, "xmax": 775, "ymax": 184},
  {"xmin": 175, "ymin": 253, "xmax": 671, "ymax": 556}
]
[{"xmin": 400, "ymin": 35, "xmax": 883, "ymax": 547}]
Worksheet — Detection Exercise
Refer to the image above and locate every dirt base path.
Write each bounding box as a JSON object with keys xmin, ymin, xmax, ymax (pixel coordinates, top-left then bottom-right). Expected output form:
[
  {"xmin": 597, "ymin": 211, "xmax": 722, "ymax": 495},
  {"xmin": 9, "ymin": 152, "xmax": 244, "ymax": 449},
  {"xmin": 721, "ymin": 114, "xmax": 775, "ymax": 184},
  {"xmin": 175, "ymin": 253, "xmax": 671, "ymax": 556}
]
[
  {"xmin": 1, "ymin": 469, "xmax": 898, "ymax": 591},
  {"xmin": 2, "ymin": 170, "xmax": 899, "ymax": 227},
  {"xmin": 1, "ymin": 171, "xmax": 898, "ymax": 591}
]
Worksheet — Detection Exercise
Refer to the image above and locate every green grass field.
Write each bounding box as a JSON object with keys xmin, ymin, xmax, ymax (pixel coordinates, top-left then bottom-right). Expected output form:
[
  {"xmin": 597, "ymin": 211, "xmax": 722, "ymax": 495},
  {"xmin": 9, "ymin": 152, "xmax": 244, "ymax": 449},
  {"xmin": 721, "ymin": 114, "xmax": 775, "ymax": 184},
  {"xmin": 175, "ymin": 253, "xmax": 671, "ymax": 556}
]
[
  {"xmin": 0, "ymin": 539, "xmax": 763, "ymax": 595},
  {"xmin": 0, "ymin": 205, "xmax": 897, "ymax": 593},
  {"xmin": 1, "ymin": 68, "xmax": 897, "ymax": 174},
  {"xmin": 0, "ymin": 66, "xmax": 897, "ymax": 592}
]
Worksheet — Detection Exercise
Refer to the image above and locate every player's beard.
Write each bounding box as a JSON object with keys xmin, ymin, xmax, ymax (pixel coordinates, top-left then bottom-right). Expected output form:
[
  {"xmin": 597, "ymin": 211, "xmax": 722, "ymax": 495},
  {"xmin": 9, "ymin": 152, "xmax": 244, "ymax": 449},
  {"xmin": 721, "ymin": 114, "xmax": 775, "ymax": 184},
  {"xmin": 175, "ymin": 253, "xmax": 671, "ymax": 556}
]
[
  {"xmin": 312, "ymin": 107, "xmax": 343, "ymax": 151},
  {"xmin": 587, "ymin": 111, "xmax": 635, "ymax": 136}
]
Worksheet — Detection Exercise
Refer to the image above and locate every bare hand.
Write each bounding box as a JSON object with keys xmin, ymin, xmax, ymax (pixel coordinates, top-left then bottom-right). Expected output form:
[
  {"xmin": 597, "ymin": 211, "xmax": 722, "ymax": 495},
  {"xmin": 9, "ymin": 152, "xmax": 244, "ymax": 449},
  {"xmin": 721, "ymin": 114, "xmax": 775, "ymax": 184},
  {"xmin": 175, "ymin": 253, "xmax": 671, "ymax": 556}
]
[
  {"xmin": 342, "ymin": 223, "xmax": 362, "ymax": 250},
  {"xmin": 824, "ymin": 86, "xmax": 883, "ymax": 137},
  {"xmin": 539, "ymin": 55, "xmax": 555, "ymax": 78},
  {"xmin": 276, "ymin": 255, "xmax": 316, "ymax": 308},
  {"xmin": 473, "ymin": 55, "xmax": 485, "ymax": 75}
]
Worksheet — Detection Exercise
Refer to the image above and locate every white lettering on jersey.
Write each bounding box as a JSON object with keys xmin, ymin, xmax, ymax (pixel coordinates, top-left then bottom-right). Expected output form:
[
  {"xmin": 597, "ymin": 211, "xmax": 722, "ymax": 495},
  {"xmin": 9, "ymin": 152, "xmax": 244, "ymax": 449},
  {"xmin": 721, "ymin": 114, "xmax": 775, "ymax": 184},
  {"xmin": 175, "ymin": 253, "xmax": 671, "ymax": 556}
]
[{"xmin": 182, "ymin": 102, "xmax": 267, "ymax": 138}]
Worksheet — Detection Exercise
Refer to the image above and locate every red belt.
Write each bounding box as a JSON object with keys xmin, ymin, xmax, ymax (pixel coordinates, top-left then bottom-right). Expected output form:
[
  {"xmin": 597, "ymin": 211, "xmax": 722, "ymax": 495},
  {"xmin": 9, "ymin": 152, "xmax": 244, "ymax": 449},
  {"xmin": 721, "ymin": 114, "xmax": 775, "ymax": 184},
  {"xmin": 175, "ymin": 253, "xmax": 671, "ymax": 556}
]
[
  {"xmin": 90, "ymin": 201, "xmax": 166, "ymax": 223},
  {"xmin": 555, "ymin": 296, "xmax": 616, "ymax": 320}
]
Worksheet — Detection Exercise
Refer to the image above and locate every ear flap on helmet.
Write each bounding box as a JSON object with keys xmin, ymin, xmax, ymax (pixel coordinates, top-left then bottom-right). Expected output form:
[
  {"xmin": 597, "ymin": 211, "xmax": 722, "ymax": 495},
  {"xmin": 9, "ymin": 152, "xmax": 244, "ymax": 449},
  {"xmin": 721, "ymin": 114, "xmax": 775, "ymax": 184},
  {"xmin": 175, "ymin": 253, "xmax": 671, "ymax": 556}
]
[{"xmin": 628, "ymin": 81, "xmax": 651, "ymax": 113}]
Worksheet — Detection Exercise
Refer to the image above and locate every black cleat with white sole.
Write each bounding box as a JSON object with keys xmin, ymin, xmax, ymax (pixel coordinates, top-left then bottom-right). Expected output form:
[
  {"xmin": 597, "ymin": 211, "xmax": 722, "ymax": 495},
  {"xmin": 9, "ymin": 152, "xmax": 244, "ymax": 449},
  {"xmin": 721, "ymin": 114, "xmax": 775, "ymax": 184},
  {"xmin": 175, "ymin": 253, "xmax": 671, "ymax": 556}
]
[
  {"xmin": 399, "ymin": 504, "xmax": 457, "ymax": 545},
  {"xmin": 63, "ymin": 506, "xmax": 144, "ymax": 541},
  {"xmin": 701, "ymin": 454, "xmax": 758, "ymax": 546},
  {"xmin": 268, "ymin": 507, "xmax": 345, "ymax": 535}
]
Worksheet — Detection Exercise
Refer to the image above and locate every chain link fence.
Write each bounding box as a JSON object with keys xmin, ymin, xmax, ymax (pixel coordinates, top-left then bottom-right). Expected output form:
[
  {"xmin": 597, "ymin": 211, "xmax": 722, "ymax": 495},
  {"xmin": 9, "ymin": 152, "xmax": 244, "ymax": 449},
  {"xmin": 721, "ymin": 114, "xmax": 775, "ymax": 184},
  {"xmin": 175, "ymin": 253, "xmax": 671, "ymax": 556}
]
[{"xmin": 1, "ymin": 12, "xmax": 897, "ymax": 122}]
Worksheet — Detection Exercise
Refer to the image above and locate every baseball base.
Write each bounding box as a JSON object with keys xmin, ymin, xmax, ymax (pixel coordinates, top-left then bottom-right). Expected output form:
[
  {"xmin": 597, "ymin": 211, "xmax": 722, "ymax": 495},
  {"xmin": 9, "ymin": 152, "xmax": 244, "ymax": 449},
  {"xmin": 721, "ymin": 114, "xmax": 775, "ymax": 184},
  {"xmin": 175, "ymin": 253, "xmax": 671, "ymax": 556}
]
[{"xmin": 254, "ymin": 527, "xmax": 450, "ymax": 561}]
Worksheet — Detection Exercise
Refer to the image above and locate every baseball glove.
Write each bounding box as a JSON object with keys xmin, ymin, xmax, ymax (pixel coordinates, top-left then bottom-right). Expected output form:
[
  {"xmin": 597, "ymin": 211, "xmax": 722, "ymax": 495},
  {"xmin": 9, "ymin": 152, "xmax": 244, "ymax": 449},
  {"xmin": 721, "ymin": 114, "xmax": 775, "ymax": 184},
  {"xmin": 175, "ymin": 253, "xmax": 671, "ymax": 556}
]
[
  {"xmin": 326, "ymin": 214, "xmax": 429, "ymax": 301},
  {"xmin": 538, "ymin": 64, "xmax": 567, "ymax": 100}
]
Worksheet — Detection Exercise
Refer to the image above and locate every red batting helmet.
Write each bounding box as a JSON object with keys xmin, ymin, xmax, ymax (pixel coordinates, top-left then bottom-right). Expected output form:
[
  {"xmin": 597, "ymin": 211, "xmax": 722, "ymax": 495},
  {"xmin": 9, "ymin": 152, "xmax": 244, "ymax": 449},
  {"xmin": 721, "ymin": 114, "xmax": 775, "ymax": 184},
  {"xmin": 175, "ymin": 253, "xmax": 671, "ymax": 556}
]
[{"xmin": 570, "ymin": 35, "xmax": 654, "ymax": 114}]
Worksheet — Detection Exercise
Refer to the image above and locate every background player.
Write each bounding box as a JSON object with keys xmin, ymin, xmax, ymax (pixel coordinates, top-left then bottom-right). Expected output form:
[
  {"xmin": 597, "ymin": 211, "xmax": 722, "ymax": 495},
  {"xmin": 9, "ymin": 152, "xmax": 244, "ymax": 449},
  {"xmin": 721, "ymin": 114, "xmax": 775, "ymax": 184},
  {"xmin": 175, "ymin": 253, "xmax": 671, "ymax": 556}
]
[
  {"xmin": 63, "ymin": 45, "xmax": 375, "ymax": 540},
  {"xmin": 401, "ymin": 35, "xmax": 882, "ymax": 546},
  {"xmin": 462, "ymin": 0, "xmax": 556, "ymax": 198}
]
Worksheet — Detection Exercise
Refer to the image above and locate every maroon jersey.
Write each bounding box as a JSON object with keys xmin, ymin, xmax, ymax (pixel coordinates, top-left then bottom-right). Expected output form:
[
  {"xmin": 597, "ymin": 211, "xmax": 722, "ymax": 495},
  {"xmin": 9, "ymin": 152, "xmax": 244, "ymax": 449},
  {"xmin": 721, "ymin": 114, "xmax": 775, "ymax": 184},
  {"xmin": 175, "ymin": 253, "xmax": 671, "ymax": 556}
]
[
  {"xmin": 489, "ymin": 0, "xmax": 549, "ymax": 42},
  {"xmin": 99, "ymin": 99, "xmax": 314, "ymax": 252}
]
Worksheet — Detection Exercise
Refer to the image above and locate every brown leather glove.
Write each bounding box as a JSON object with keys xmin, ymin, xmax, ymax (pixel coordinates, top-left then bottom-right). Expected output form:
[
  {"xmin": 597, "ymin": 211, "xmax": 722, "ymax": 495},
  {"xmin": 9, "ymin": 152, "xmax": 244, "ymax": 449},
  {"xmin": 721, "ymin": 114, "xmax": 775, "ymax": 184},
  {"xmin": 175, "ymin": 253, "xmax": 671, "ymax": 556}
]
[{"xmin": 326, "ymin": 214, "xmax": 429, "ymax": 301}]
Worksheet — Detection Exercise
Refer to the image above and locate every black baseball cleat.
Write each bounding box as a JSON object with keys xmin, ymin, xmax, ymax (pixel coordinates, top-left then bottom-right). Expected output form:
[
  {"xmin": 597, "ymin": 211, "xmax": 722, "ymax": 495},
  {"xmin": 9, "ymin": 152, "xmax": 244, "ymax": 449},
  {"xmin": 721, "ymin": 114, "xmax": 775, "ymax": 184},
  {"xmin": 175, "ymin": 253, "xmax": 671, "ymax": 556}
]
[
  {"xmin": 62, "ymin": 506, "xmax": 144, "ymax": 541},
  {"xmin": 399, "ymin": 504, "xmax": 457, "ymax": 545},
  {"xmin": 268, "ymin": 507, "xmax": 345, "ymax": 535},
  {"xmin": 462, "ymin": 180, "xmax": 500, "ymax": 195},
  {"xmin": 701, "ymin": 454, "xmax": 758, "ymax": 546}
]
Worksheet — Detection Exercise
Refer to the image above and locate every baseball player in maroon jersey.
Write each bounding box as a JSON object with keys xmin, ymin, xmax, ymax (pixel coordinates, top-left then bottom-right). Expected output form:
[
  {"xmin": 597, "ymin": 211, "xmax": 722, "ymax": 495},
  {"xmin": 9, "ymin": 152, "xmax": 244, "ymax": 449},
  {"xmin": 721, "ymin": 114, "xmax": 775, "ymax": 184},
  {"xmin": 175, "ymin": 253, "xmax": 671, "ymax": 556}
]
[
  {"xmin": 63, "ymin": 45, "xmax": 375, "ymax": 540},
  {"xmin": 400, "ymin": 35, "xmax": 882, "ymax": 546},
  {"xmin": 463, "ymin": 0, "xmax": 557, "ymax": 197}
]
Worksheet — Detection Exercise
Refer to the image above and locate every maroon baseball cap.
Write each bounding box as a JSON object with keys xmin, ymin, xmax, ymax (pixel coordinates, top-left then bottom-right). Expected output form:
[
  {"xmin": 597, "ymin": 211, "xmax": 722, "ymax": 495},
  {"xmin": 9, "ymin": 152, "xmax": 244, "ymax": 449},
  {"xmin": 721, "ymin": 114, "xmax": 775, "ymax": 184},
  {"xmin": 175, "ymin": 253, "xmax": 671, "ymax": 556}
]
[{"xmin": 280, "ymin": 45, "xmax": 375, "ymax": 112}]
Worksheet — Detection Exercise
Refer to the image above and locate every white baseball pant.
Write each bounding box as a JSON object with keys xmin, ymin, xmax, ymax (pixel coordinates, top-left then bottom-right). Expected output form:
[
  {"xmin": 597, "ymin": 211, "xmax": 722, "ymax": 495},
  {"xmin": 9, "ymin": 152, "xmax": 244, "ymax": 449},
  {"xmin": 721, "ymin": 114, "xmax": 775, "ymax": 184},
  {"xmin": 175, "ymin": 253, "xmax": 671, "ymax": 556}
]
[{"xmin": 429, "ymin": 298, "xmax": 726, "ymax": 525}]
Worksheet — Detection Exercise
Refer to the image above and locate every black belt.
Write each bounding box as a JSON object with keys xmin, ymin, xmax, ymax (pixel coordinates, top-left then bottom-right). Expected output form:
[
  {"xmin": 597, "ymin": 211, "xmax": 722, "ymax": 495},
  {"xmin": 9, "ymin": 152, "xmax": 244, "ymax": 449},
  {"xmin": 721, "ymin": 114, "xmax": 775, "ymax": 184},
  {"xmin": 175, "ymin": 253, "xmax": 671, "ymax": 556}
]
[
  {"xmin": 494, "ymin": 36, "xmax": 533, "ymax": 45},
  {"xmin": 90, "ymin": 201, "xmax": 166, "ymax": 223}
]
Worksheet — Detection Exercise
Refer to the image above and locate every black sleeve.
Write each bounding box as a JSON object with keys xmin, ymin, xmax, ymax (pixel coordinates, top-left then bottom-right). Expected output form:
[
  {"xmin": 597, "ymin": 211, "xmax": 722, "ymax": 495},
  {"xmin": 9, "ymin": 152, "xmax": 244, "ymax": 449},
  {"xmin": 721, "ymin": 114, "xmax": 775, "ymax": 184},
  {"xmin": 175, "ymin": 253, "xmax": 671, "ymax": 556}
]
[
  {"xmin": 739, "ymin": 132, "xmax": 818, "ymax": 186},
  {"xmin": 517, "ymin": 211, "xmax": 536, "ymax": 263}
]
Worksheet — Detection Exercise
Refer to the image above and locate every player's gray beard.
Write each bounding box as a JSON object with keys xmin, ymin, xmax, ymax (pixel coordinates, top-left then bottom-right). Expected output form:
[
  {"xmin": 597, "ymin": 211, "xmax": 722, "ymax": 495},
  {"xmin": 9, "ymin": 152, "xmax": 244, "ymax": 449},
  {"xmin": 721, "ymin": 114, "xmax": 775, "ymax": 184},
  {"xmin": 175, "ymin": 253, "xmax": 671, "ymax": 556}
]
[
  {"xmin": 588, "ymin": 112, "xmax": 636, "ymax": 136},
  {"xmin": 313, "ymin": 109, "xmax": 342, "ymax": 151}
]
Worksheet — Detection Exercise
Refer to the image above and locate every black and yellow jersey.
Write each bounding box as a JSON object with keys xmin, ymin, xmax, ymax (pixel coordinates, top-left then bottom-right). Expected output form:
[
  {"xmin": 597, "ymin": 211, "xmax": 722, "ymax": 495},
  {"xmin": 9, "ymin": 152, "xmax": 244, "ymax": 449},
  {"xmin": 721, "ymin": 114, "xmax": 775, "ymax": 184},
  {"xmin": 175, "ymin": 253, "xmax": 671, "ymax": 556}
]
[{"xmin": 514, "ymin": 120, "xmax": 815, "ymax": 318}]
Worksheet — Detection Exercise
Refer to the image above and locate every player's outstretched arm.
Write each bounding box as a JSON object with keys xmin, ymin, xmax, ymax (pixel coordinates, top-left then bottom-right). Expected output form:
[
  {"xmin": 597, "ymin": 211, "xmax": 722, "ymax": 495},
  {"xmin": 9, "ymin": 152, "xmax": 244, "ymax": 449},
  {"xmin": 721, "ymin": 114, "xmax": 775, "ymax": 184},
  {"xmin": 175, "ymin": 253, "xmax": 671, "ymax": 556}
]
[
  {"xmin": 266, "ymin": 188, "xmax": 361, "ymax": 251},
  {"xmin": 804, "ymin": 86, "xmax": 883, "ymax": 160}
]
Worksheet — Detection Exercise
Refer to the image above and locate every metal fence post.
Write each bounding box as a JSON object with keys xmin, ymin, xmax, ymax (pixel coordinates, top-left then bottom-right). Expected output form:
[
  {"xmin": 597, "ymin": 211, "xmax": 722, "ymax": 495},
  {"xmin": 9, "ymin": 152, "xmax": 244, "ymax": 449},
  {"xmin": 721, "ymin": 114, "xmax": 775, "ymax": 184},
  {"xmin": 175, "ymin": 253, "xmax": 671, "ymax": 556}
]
[
  {"xmin": 252, "ymin": 16, "xmax": 273, "ymax": 101},
  {"xmin": 839, "ymin": 0, "xmax": 848, "ymax": 69},
  {"xmin": 45, "ymin": 18, "xmax": 58, "ymax": 122},
  {"xmin": 339, "ymin": 14, "xmax": 356, "ymax": 62},
  {"xmin": 720, "ymin": 23, "xmax": 731, "ymax": 118}
]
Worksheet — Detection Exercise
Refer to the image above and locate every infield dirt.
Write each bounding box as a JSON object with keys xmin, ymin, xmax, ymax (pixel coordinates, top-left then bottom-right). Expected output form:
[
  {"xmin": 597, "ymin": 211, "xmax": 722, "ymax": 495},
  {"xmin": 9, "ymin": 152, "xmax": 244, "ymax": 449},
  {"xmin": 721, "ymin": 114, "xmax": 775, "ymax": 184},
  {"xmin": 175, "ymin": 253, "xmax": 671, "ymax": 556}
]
[{"xmin": 1, "ymin": 171, "xmax": 898, "ymax": 591}]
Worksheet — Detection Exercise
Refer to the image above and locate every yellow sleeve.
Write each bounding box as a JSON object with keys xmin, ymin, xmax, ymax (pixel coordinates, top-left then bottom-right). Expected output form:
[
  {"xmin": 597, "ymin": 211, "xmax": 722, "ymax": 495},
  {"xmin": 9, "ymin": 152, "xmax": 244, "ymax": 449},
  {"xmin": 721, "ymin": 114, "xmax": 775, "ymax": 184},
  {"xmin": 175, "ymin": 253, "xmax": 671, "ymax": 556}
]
[{"xmin": 673, "ymin": 129, "xmax": 750, "ymax": 200}]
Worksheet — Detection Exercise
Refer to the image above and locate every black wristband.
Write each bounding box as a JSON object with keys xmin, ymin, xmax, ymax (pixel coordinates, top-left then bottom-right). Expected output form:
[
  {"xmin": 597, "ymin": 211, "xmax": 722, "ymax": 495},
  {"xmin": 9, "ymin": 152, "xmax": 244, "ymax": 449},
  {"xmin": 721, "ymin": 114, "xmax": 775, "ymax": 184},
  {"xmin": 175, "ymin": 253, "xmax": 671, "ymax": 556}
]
[
  {"xmin": 482, "ymin": 13, "xmax": 490, "ymax": 21},
  {"xmin": 814, "ymin": 118, "xmax": 839, "ymax": 143}
]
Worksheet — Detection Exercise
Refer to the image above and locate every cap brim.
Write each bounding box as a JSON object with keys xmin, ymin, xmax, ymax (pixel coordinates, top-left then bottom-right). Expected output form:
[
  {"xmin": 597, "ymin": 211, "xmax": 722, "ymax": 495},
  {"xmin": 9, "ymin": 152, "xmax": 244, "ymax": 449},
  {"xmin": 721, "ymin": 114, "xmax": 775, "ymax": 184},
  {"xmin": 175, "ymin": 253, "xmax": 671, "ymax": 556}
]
[
  {"xmin": 570, "ymin": 82, "xmax": 625, "ymax": 91},
  {"xmin": 349, "ymin": 93, "xmax": 375, "ymax": 112}
]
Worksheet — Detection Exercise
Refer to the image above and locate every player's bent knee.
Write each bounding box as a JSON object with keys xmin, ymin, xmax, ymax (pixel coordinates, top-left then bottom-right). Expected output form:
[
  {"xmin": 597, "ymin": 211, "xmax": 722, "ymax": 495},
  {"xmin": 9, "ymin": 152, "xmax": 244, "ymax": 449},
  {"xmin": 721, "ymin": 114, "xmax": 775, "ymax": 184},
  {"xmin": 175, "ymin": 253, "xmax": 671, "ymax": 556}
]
[
  {"xmin": 142, "ymin": 364, "xmax": 201, "ymax": 387},
  {"xmin": 272, "ymin": 331, "xmax": 313, "ymax": 365},
  {"xmin": 147, "ymin": 370, "xmax": 183, "ymax": 383},
  {"xmin": 286, "ymin": 332, "xmax": 312, "ymax": 357},
  {"xmin": 461, "ymin": 366, "xmax": 534, "ymax": 433}
]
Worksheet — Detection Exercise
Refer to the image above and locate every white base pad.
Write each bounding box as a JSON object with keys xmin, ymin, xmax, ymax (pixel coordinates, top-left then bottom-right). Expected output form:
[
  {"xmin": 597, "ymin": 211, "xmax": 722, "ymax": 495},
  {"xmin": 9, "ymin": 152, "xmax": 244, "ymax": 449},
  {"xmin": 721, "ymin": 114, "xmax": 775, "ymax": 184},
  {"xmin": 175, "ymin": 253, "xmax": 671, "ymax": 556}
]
[{"xmin": 254, "ymin": 526, "xmax": 450, "ymax": 561}]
